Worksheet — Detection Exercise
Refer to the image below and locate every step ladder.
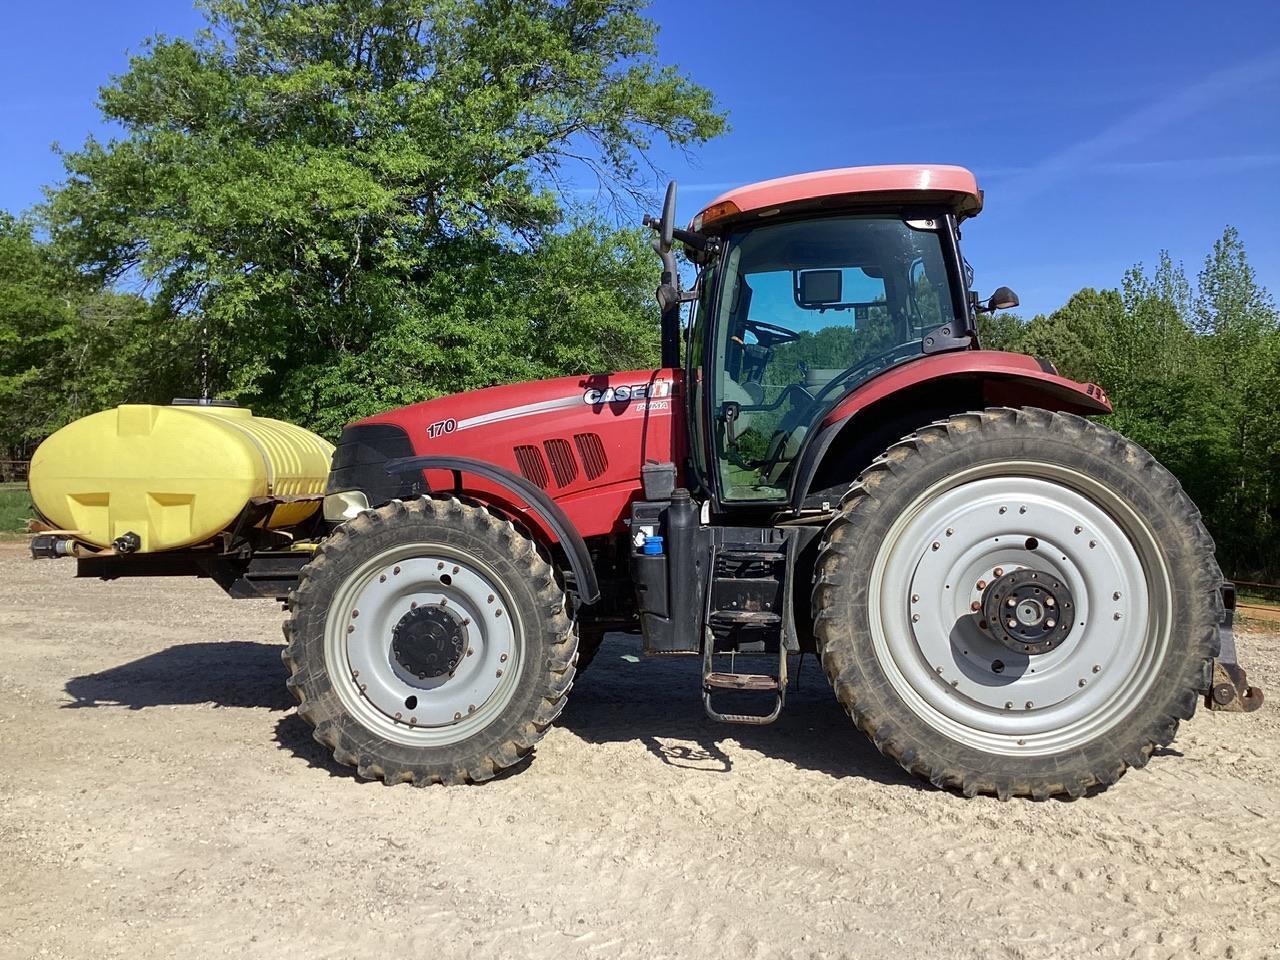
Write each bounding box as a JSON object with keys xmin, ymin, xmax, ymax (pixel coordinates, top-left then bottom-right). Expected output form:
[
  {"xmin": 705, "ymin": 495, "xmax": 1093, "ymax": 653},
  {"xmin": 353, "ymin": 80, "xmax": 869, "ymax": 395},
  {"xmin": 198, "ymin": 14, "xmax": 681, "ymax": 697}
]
[{"xmin": 701, "ymin": 544, "xmax": 787, "ymax": 725}]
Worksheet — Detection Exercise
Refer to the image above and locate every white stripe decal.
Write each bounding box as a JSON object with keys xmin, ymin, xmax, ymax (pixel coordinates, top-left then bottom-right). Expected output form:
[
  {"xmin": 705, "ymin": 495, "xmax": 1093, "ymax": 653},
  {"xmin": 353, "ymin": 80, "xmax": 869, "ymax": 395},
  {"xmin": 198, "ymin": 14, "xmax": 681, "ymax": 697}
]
[{"xmin": 454, "ymin": 394, "xmax": 583, "ymax": 431}]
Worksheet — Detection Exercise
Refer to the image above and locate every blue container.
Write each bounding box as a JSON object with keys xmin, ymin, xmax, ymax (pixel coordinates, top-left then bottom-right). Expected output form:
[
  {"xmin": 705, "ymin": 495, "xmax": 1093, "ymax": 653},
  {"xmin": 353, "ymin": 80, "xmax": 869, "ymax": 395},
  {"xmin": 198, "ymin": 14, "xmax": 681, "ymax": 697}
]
[{"xmin": 642, "ymin": 535, "xmax": 665, "ymax": 556}]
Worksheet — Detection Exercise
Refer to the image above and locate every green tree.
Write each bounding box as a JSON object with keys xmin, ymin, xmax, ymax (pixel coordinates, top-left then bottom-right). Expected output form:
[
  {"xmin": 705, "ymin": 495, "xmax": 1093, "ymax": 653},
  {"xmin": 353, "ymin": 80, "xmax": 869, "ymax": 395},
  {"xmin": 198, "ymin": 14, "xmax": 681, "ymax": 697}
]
[
  {"xmin": 47, "ymin": 0, "xmax": 725, "ymax": 431},
  {"xmin": 0, "ymin": 214, "xmax": 193, "ymax": 457}
]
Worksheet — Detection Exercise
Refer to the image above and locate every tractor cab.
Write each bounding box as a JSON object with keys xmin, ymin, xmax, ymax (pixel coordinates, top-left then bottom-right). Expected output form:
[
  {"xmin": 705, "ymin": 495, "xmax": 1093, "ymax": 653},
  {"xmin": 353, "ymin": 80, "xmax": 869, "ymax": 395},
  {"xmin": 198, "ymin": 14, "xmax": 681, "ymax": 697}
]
[{"xmin": 650, "ymin": 166, "xmax": 997, "ymax": 511}]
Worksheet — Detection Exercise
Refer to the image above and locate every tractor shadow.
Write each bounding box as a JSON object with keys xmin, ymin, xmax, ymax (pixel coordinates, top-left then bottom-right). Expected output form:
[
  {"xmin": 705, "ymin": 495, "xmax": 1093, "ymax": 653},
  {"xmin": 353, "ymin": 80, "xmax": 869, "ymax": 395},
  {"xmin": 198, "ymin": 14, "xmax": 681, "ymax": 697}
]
[
  {"xmin": 64, "ymin": 641, "xmax": 295, "ymax": 711},
  {"xmin": 61, "ymin": 634, "xmax": 922, "ymax": 789},
  {"xmin": 559, "ymin": 633, "xmax": 926, "ymax": 790}
]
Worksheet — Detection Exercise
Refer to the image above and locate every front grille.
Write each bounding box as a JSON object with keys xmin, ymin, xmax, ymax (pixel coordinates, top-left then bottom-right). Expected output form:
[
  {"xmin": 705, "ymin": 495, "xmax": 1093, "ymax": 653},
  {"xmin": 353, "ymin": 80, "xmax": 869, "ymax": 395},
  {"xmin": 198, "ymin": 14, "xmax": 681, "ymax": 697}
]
[
  {"xmin": 544, "ymin": 439, "xmax": 578, "ymax": 488},
  {"xmin": 513, "ymin": 444, "xmax": 550, "ymax": 489},
  {"xmin": 574, "ymin": 432, "xmax": 608, "ymax": 480}
]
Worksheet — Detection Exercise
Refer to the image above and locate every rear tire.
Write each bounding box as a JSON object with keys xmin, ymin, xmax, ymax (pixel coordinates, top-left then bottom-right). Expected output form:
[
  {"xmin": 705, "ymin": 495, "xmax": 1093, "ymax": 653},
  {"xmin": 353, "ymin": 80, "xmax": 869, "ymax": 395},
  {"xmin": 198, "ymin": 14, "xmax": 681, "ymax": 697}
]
[
  {"xmin": 812, "ymin": 408, "xmax": 1220, "ymax": 800},
  {"xmin": 283, "ymin": 497, "xmax": 577, "ymax": 785}
]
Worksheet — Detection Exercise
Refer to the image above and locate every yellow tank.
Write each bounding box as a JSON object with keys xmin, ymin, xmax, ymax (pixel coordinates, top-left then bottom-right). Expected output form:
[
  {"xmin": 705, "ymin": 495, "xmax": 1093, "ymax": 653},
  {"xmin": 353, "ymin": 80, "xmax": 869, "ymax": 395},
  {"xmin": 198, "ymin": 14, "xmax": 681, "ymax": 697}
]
[{"xmin": 29, "ymin": 402, "xmax": 335, "ymax": 552}]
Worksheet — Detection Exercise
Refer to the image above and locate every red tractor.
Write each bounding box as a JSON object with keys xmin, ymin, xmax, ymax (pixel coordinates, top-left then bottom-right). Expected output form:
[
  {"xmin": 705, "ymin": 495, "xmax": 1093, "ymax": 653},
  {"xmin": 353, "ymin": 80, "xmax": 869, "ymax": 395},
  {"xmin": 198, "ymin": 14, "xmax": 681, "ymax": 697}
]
[{"xmin": 50, "ymin": 165, "xmax": 1264, "ymax": 798}]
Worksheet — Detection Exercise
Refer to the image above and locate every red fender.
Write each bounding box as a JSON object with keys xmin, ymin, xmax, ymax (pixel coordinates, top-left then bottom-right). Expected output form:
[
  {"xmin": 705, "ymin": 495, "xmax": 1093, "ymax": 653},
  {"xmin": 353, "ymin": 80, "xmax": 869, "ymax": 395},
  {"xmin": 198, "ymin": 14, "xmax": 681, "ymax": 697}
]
[{"xmin": 820, "ymin": 350, "xmax": 1111, "ymax": 428}]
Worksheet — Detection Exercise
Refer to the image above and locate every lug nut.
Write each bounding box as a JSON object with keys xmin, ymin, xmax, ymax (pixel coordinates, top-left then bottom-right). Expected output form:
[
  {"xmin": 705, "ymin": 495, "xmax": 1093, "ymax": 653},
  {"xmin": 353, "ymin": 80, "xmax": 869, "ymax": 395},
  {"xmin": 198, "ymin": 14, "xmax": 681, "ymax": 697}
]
[
  {"xmin": 1046, "ymin": 619, "xmax": 1056, "ymax": 628},
  {"xmin": 912, "ymin": 613, "xmax": 920, "ymax": 622},
  {"xmin": 1004, "ymin": 702, "xmax": 1013, "ymax": 710},
  {"xmin": 993, "ymin": 567, "xmax": 1004, "ymax": 577},
  {"xmin": 410, "ymin": 601, "xmax": 418, "ymax": 609},
  {"xmin": 1078, "ymin": 679, "xmax": 1087, "ymax": 687},
  {"xmin": 999, "ymin": 506, "xmax": 1007, "ymax": 515},
  {"xmin": 970, "ymin": 601, "xmax": 982, "ymax": 612},
  {"xmin": 347, "ymin": 625, "xmax": 355, "ymax": 634},
  {"xmin": 1007, "ymin": 618, "xmax": 1017, "ymax": 628},
  {"xmin": 1074, "ymin": 526, "xmax": 1082, "ymax": 535},
  {"xmin": 1007, "ymin": 597, "xmax": 1017, "ymax": 607},
  {"xmin": 454, "ymin": 712, "xmax": 462, "ymax": 721},
  {"xmin": 1092, "ymin": 664, "xmax": 1101, "ymax": 673},
  {"xmin": 496, "ymin": 669, "xmax": 503, "ymax": 678},
  {"xmin": 1019, "ymin": 506, "xmax": 1027, "ymax": 514},
  {"xmin": 931, "ymin": 541, "xmax": 940, "ymax": 551},
  {"xmin": 976, "ymin": 579, "xmax": 987, "ymax": 590},
  {"xmin": 911, "ymin": 593, "xmax": 920, "ymax": 603},
  {"xmin": 945, "ymin": 528, "xmax": 954, "ymax": 537},
  {"xmin": 468, "ymin": 704, "xmax": 476, "ymax": 713},
  {"xmin": 467, "ymin": 649, "xmax": 474, "ymax": 657},
  {"xmin": 1045, "ymin": 597, "xmax": 1055, "ymax": 607},
  {"xmin": 1025, "ymin": 701, "xmax": 1034, "ymax": 709},
  {"xmin": 1114, "ymin": 612, "xmax": 1122, "ymax": 621},
  {"xmin": 393, "ymin": 565, "xmax": 401, "ymax": 575},
  {"xmin": 499, "ymin": 653, "xmax": 508, "ymax": 662},
  {"xmin": 1113, "ymin": 591, "xmax": 1121, "ymax": 601}
]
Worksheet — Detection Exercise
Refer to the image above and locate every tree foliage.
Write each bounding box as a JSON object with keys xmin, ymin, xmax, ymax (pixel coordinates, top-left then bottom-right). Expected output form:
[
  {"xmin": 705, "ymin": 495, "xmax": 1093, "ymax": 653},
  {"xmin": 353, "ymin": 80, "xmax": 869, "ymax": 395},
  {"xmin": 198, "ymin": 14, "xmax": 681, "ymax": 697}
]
[{"xmin": 46, "ymin": 0, "xmax": 724, "ymax": 428}]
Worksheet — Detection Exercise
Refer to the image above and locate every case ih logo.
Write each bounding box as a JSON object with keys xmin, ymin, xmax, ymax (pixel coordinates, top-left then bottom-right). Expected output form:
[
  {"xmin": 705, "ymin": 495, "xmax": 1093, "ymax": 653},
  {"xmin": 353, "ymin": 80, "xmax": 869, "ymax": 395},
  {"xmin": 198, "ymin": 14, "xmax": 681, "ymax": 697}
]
[{"xmin": 582, "ymin": 379, "xmax": 671, "ymax": 406}]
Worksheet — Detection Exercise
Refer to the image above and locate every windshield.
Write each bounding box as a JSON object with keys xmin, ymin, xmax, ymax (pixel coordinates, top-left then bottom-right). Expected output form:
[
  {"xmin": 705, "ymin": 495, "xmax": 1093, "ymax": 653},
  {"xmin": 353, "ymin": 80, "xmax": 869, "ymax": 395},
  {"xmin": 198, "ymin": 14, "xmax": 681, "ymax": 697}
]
[{"xmin": 708, "ymin": 215, "xmax": 958, "ymax": 501}]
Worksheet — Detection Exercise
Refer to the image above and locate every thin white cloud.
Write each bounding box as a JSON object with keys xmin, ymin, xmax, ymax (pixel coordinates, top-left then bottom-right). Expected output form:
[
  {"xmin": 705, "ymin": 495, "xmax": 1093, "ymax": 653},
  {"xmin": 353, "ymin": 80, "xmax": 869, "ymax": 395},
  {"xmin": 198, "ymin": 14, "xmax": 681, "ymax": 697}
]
[{"xmin": 996, "ymin": 48, "xmax": 1280, "ymax": 206}]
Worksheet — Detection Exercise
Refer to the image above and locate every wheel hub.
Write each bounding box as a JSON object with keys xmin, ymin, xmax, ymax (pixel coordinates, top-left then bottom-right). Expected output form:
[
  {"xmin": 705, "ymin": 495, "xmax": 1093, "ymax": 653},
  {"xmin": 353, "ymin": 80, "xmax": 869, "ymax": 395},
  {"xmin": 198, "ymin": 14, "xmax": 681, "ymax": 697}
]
[
  {"xmin": 980, "ymin": 568, "xmax": 1075, "ymax": 655},
  {"xmin": 392, "ymin": 605, "xmax": 466, "ymax": 679}
]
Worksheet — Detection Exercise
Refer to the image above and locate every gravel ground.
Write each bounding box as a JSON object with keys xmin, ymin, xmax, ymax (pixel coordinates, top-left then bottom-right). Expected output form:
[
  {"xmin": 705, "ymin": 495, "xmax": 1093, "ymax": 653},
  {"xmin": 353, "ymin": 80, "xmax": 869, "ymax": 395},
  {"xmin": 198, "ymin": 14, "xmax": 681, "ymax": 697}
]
[{"xmin": 1, "ymin": 541, "xmax": 1278, "ymax": 959}]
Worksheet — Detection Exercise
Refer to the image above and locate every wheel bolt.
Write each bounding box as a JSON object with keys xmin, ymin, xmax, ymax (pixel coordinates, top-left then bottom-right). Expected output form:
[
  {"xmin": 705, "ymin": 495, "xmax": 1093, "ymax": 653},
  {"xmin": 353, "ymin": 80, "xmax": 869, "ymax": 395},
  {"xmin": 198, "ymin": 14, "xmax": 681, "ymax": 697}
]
[
  {"xmin": 393, "ymin": 565, "xmax": 401, "ymax": 575},
  {"xmin": 993, "ymin": 567, "xmax": 1004, "ymax": 577},
  {"xmin": 999, "ymin": 506, "xmax": 1007, "ymax": 515},
  {"xmin": 976, "ymin": 579, "xmax": 987, "ymax": 590},
  {"xmin": 945, "ymin": 528, "xmax": 954, "ymax": 537},
  {"xmin": 1113, "ymin": 591, "xmax": 1121, "ymax": 601},
  {"xmin": 379, "ymin": 574, "xmax": 386, "ymax": 583},
  {"xmin": 1004, "ymin": 702, "xmax": 1013, "ymax": 710},
  {"xmin": 347, "ymin": 625, "xmax": 355, "ymax": 634},
  {"xmin": 970, "ymin": 601, "xmax": 981, "ymax": 612},
  {"xmin": 496, "ymin": 670, "xmax": 503, "ymax": 678},
  {"xmin": 1092, "ymin": 664, "xmax": 1101, "ymax": 673},
  {"xmin": 1045, "ymin": 597, "xmax": 1055, "ymax": 607},
  {"xmin": 911, "ymin": 613, "xmax": 920, "ymax": 623},
  {"xmin": 911, "ymin": 593, "xmax": 920, "ymax": 603},
  {"xmin": 437, "ymin": 562, "xmax": 444, "ymax": 570},
  {"xmin": 468, "ymin": 704, "xmax": 476, "ymax": 713},
  {"xmin": 1007, "ymin": 618, "xmax": 1017, "ymax": 628},
  {"xmin": 499, "ymin": 653, "xmax": 508, "ymax": 662},
  {"xmin": 1089, "ymin": 540, "xmax": 1097, "ymax": 549},
  {"xmin": 1078, "ymin": 679, "xmax": 1087, "ymax": 687},
  {"xmin": 467, "ymin": 649, "xmax": 474, "ymax": 657},
  {"xmin": 1114, "ymin": 612, "xmax": 1122, "ymax": 621},
  {"xmin": 394, "ymin": 712, "xmax": 402, "ymax": 720},
  {"xmin": 351, "ymin": 609, "xmax": 359, "ymax": 619},
  {"xmin": 1007, "ymin": 597, "xmax": 1017, "ymax": 607},
  {"xmin": 931, "ymin": 541, "xmax": 940, "ymax": 551},
  {"xmin": 409, "ymin": 717, "xmax": 417, "ymax": 726},
  {"xmin": 454, "ymin": 712, "xmax": 462, "ymax": 721},
  {"xmin": 1046, "ymin": 619, "xmax": 1056, "ymax": 628},
  {"xmin": 495, "ymin": 610, "xmax": 504, "ymax": 618},
  {"xmin": 487, "ymin": 594, "xmax": 494, "ymax": 603},
  {"xmin": 1074, "ymin": 526, "xmax": 1082, "ymax": 534},
  {"xmin": 1025, "ymin": 701, "xmax": 1034, "ymax": 709}
]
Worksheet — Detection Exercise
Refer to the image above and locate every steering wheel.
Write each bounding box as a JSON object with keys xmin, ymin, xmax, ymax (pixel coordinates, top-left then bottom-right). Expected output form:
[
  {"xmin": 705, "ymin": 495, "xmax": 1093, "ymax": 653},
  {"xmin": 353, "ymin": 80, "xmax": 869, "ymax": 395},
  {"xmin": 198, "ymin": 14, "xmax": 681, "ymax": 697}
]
[{"xmin": 733, "ymin": 318, "xmax": 800, "ymax": 349}]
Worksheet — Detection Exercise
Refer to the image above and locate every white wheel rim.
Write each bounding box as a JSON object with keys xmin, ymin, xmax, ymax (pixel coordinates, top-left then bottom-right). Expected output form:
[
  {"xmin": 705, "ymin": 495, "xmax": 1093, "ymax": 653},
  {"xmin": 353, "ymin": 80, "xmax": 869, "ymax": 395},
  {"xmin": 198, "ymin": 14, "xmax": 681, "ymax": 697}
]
[
  {"xmin": 323, "ymin": 542, "xmax": 523, "ymax": 747},
  {"xmin": 868, "ymin": 461, "xmax": 1173, "ymax": 756}
]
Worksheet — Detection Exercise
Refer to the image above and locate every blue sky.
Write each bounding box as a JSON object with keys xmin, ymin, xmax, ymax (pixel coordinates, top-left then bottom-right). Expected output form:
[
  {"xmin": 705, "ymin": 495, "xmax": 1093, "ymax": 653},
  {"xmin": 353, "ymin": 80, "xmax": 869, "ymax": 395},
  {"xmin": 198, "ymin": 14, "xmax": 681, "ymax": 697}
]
[{"xmin": 2, "ymin": 1, "xmax": 1278, "ymax": 315}]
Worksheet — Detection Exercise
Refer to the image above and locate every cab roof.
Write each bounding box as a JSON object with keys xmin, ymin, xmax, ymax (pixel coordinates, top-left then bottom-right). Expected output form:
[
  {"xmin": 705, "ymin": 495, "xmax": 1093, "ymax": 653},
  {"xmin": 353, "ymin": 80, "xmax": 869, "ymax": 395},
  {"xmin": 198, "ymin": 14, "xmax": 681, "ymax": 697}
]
[{"xmin": 692, "ymin": 164, "xmax": 983, "ymax": 231}]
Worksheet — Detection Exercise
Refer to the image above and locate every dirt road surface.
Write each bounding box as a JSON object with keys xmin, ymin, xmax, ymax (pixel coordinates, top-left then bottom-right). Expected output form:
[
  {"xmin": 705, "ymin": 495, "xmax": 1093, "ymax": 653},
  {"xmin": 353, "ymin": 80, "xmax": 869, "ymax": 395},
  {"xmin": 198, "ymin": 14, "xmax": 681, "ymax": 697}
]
[{"xmin": 2, "ymin": 542, "xmax": 1278, "ymax": 959}]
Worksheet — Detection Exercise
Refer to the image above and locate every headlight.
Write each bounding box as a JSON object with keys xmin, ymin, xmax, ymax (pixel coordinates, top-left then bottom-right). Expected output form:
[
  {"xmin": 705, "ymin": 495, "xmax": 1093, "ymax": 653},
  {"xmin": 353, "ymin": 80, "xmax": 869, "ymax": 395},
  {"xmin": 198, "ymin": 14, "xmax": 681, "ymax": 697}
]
[{"xmin": 323, "ymin": 489, "xmax": 370, "ymax": 522}]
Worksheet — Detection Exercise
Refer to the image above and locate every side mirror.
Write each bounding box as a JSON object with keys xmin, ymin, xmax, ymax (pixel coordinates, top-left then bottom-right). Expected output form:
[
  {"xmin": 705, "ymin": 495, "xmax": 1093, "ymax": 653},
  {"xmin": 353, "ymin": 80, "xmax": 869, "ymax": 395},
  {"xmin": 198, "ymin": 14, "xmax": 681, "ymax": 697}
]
[
  {"xmin": 975, "ymin": 286, "xmax": 1019, "ymax": 313},
  {"xmin": 988, "ymin": 286, "xmax": 1019, "ymax": 312}
]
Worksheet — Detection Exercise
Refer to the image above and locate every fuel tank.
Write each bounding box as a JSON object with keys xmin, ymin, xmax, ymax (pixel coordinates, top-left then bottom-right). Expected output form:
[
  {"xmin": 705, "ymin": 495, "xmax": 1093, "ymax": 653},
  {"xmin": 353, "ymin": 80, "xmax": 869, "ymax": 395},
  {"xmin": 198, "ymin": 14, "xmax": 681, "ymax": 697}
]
[
  {"xmin": 354, "ymin": 368, "xmax": 685, "ymax": 538},
  {"xmin": 29, "ymin": 401, "xmax": 334, "ymax": 552}
]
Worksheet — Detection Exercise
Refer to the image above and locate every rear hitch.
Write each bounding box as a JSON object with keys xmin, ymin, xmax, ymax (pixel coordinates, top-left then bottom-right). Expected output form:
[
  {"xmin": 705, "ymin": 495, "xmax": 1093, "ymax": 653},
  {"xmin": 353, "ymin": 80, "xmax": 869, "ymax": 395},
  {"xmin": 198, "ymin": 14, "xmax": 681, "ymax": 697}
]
[
  {"xmin": 1206, "ymin": 582, "xmax": 1264, "ymax": 713},
  {"xmin": 1207, "ymin": 660, "xmax": 1263, "ymax": 713}
]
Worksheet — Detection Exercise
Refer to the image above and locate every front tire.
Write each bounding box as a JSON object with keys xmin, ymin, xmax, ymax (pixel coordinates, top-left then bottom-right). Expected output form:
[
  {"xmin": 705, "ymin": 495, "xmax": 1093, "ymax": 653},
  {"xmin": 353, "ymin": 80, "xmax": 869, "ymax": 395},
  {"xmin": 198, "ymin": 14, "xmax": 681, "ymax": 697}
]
[
  {"xmin": 283, "ymin": 497, "xmax": 577, "ymax": 785},
  {"xmin": 812, "ymin": 408, "xmax": 1221, "ymax": 800}
]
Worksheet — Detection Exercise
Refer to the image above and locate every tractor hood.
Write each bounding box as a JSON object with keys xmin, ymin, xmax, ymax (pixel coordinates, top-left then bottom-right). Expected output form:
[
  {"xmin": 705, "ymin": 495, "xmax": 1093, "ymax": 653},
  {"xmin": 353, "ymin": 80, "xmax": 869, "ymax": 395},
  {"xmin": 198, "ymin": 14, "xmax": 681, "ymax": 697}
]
[{"xmin": 335, "ymin": 369, "xmax": 685, "ymax": 538}]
